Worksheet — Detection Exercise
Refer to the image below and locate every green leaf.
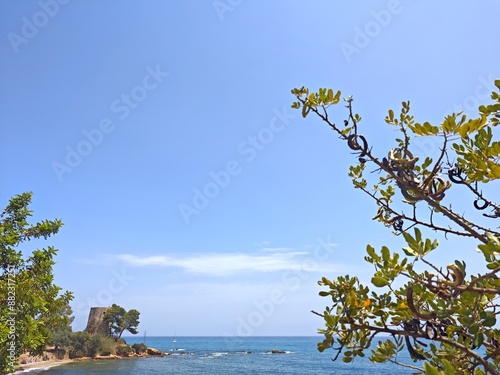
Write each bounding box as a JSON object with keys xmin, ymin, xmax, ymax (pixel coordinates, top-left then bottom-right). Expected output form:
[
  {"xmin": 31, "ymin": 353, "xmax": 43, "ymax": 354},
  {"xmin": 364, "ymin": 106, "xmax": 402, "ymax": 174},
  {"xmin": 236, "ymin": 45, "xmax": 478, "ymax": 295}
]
[
  {"xmin": 327, "ymin": 88, "xmax": 333, "ymax": 101},
  {"xmin": 424, "ymin": 362, "xmax": 440, "ymax": 375},
  {"xmin": 381, "ymin": 246, "xmax": 390, "ymax": 262},
  {"xmin": 414, "ymin": 227, "xmax": 422, "ymax": 243},
  {"xmin": 366, "ymin": 244, "xmax": 376, "ymax": 257},
  {"xmin": 341, "ymin": 127, "xmax": 353, "ymax": 136},
  {"xmin": 469, "ymin": 324, "xmax": 479, "ymax": 334},
  {"xmin": 402, "ymin": 231, "xmax": 417, "ymax": 247},
  {"xmin": 302, "ymin": 103, "xmax": 311, "ymax": 118},
  {"xmin": 402, "ymin": 246, "xmax": 418, "ymax": 257},
  {"xmin": 473, "ymin": 332, "xmax": 484, "ymax": 348},
  {"xmin": 483, "ymin": 316, "xmax": 496, "ymax": 327},
  {"xmin": 421, "ymin": 157, "xmax": 433, "ymax": 169},
  {"xmin": 333, "ymin": 90, "xmax": 341, "ymax": 104},
  {"xmin": 442, "ymin": 359, "xmax": 454, "ymax": 375},
  {"xmin": 371, "ymin": 276, "xmax": 389, "ymax": 288}
]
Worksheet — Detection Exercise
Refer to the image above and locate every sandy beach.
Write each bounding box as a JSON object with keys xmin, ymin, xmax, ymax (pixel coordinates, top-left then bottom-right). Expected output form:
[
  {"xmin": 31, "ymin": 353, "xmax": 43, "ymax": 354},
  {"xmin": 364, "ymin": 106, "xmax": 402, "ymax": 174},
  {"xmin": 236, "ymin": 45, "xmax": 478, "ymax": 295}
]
[
  {"xmin": 13, "ymin": 351, "xmax": 163, "ymax": 373},
  {"xmin": 14, "ymin": 359, "xmax": 73, "ymax": 373}
]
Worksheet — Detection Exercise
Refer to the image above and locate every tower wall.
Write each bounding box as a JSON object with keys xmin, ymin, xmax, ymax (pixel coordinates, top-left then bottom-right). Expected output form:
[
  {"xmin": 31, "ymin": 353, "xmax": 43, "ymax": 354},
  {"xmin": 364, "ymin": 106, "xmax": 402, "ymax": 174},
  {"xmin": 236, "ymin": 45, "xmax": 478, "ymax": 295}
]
[{"xmin": 84, "ymin": 307, "xmax": 110, "ymax": 335}]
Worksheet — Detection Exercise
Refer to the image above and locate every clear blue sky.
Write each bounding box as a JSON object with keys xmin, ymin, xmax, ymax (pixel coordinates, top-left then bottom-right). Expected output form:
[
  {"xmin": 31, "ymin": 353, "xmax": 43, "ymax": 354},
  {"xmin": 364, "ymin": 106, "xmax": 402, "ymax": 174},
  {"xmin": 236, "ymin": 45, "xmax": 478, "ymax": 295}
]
[{"xmin": 1, "ymin": 1, "xmax": 499, "ymax": 336}]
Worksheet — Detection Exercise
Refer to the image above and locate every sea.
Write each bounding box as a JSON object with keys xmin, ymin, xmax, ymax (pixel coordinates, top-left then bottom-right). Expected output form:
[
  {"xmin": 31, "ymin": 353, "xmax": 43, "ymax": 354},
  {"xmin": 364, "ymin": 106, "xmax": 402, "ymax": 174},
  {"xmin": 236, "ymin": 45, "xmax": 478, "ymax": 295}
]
[{"xmin": 20, "ymin": 336, "xmax": 418, "ymax": 375}]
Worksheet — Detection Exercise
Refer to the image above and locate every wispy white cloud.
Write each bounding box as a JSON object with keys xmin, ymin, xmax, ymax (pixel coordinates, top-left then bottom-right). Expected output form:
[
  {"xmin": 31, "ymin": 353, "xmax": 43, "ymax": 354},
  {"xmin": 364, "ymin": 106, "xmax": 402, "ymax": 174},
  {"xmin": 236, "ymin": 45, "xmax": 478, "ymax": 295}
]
[
  {"xmin": 118, "ymin": 252, "xmax": 300, "ymax": 275},
  {"xmin": 258, "ymin": 246, "xmax": 300, "ymax": 253},
  {"xmin": 115, "ymin": 244, "xmax": 341, "ymax": 276}
]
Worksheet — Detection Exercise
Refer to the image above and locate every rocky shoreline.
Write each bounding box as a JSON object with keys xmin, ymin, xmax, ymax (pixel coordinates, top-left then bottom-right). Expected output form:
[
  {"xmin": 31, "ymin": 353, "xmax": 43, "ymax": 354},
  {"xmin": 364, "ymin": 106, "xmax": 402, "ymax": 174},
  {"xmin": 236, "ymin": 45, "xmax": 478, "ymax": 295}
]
[
  {"xmin": 14, "ymin": 347, "xmax": 166, "ymax": 373},
  {"xmin": 71, "ymin": 346, "xmax": 167, "ymax": 361}
]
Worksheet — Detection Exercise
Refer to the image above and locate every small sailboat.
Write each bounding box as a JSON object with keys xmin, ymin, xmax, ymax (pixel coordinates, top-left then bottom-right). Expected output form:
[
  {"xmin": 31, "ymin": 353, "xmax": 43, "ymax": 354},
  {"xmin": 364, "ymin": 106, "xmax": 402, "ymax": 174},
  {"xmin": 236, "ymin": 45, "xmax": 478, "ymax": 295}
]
[{"xmin": 172, "ymin": 332, "xmax": 177, "ymax": 343}]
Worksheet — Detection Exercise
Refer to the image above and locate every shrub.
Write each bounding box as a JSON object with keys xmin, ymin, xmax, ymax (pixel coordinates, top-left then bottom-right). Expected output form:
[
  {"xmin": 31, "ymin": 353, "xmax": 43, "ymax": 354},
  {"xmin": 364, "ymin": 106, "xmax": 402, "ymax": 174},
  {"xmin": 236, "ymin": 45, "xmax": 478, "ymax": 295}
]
[
  {"xmin": 68, "ymin": 332, "xmax": 90, "ymax": 358},
  {"xmin": 87, "ymin": 335, "xmax": 102, "ymax": 357},
  {"xmin": 98, "ymin": 336, "xmax": 116, "ymax": 356},
  {"xmin": 68, "ymin": 332, "xmax": 117, "ymax": 358},
  {"xmin": 115, "ymin": 345, "xmax": 134, "ymax": 357},
  {"xmin": 131, "ymin": 343, "xmax": 147, "ymax": 354}
]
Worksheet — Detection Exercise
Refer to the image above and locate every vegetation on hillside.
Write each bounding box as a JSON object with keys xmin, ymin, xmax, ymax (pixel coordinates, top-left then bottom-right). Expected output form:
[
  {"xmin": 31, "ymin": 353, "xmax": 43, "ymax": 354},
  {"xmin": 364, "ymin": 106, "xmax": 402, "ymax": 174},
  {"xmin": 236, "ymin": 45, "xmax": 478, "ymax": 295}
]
[{"xmin": 65, "ymin": 332, "xmax": 145, "ymax": 358}]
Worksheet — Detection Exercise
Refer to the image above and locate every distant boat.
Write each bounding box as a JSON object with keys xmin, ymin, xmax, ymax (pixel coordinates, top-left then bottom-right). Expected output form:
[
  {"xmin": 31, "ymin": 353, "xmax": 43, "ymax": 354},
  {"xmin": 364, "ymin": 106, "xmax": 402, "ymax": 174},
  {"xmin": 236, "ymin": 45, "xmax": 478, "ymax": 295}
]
[{"xmin": 173, "ymin": 332, "xmax": 177, "ymax": 343}]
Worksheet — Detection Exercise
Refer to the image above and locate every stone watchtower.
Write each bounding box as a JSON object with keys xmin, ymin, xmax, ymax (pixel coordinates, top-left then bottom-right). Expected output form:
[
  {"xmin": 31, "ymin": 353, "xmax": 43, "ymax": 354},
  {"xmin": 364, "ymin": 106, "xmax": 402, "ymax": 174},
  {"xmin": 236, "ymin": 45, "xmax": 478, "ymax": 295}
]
[{"xmin": 85, "ymin": 307, "xmax": 110, "ymax": 336}]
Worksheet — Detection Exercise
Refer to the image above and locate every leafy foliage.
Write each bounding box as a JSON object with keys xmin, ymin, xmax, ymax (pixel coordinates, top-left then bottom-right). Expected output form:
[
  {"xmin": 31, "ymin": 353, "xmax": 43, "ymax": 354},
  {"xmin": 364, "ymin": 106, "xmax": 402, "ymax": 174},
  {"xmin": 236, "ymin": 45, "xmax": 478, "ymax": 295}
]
[
  {"xmin": 49, "ymin": 301, "xmax": 74, "ymax": 352},
  {"xmin": 104, "ymin": 303, "xmax": 140, "ymax": 338},
  {"xmin": 292, "ymin": 80, "xmax": 500, "ymax": 374},
  {"xmin": 131, "ymin": 342, "xmax": 148, "ymax": 354},
  {"xmin": 67, "ymin": 332, "xmax": 119, "ymax": 358},
  {"xmin": 0, "ymin": 192, "xmax": 73, "ymax": 373},
  {"xmin": 115, "ymin": 344, "xmax": 135, "ymax": 357}
]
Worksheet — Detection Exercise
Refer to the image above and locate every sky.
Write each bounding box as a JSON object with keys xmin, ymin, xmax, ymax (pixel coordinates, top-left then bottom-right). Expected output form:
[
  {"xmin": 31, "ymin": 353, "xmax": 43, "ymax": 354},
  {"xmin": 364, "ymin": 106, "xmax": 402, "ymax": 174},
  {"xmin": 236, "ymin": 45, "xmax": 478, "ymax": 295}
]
[{"xmin": 1, "ymin": 1, "xmax": 500, "ymax": 337}]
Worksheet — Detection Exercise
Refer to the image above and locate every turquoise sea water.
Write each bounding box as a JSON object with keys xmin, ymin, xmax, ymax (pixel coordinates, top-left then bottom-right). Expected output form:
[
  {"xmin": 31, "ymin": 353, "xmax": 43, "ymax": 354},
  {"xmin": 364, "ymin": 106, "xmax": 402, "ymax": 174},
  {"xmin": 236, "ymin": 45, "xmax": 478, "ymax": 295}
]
[{"xmin": 22, "ymin": 336, "xmax": 417, "ymax": 374}]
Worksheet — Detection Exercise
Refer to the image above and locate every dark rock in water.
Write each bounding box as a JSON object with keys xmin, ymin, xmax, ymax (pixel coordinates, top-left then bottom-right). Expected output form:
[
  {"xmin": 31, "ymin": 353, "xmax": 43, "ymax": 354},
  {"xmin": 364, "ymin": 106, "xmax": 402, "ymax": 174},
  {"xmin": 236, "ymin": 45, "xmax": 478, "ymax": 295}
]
[
  {"xmin": 270, "ymin": 349, "xmax": 286, "ymax": 354},
  {"xmin": 147, "ymin": 347, "xmax": 166, "ymax": 356}
]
